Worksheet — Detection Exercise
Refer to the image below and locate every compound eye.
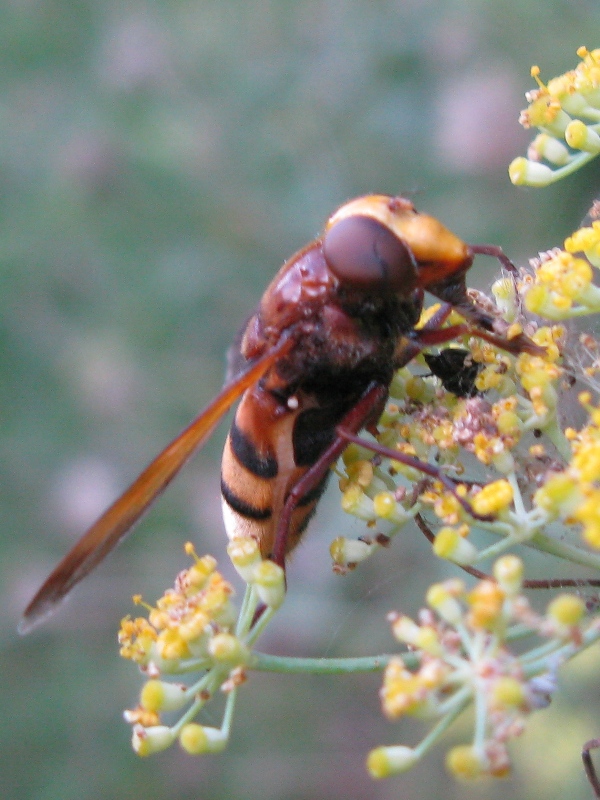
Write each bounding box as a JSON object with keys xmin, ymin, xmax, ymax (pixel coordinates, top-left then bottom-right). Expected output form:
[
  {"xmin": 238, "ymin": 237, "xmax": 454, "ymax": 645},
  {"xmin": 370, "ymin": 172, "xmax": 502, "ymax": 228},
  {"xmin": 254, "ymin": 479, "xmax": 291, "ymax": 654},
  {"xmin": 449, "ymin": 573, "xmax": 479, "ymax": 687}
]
[{"xmin": 323, "ymin": 215, "xmax": 417, "ymax": 292}]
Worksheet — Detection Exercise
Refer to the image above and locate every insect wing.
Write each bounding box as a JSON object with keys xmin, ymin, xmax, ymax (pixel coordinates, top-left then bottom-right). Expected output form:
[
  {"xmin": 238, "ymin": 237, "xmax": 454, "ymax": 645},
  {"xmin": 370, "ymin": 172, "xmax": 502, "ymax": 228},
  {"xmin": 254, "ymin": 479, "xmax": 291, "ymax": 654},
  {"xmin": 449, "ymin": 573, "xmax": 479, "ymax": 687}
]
[{"xmin": 20, "ymin": 336, "xmax": 292, "ymax": 633}]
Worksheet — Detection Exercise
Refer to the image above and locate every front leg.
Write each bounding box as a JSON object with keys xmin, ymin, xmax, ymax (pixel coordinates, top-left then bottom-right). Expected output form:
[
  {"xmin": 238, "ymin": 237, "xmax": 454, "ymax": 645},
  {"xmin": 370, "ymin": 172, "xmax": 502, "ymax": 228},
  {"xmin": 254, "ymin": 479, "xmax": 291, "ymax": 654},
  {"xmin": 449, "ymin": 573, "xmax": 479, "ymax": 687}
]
[{"xmin": 271, "ymin": 382, "xmax": 389, "ymax": 568}]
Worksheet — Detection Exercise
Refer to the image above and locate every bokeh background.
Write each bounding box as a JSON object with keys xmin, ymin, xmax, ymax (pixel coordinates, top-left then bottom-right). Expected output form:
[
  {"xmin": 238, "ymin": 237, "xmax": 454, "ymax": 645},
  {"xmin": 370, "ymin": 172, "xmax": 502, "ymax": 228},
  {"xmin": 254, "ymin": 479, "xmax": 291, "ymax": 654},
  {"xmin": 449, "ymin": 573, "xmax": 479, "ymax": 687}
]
[{"xmin": 3, "ymin": 2, "xmax": 600, "ymax": 799}]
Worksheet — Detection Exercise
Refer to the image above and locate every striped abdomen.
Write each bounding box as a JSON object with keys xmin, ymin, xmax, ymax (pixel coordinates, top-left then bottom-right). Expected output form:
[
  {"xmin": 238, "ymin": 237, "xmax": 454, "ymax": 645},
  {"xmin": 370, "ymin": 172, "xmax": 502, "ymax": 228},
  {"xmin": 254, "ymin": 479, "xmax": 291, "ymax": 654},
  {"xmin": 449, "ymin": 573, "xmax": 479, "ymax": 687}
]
[{"xmin": 220, "ymin": 385, "xmax": 336, "ymax": 559}]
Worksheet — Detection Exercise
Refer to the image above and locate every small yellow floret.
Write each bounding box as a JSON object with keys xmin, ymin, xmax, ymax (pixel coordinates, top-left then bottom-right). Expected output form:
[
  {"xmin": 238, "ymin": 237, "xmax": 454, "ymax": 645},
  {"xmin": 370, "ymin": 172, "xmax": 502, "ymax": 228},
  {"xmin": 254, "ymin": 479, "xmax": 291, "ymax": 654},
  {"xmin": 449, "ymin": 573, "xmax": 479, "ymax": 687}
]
[
  {"xmin": 373, "ymin": 491, "xmax": 396, "ymax": 518},
  {"xmin": 179, "ymin": 723, "xmax": 209, "ymax": 754},
  {"xmin": 132, "ymin": 724, "xmax": 174, "ymax": 757},
  {"xmin": 140, "ymin": 680, "xmax": 187, "ymax": 713},
  {"xmin": 432, "ymin": 527, "xmax": 477, "ymax": 565},
  {"xmin": 493, "ymin": 555, "xmax": 524, "ymax": 596},
  {"xmin": 367, "ymin": 745, "xmax": 418, "ymax": 778},
  {"xmin": 574, "ymin": 491, "xmax": 600, "ymax": 547},
  {"xmin": 467, "ymin": 580, "xmax": 505, "ymax": 629},
  {"xmin": 446, "ymin": 745, "xmax": 487, "ymax": 779},
  {"xmin": 471, "ymin": 480, "xmax": 513, "ymax": 517},
  {"xmin": 426, "ymin": 583, "xmax": 463, "ymax": 624},
  {"xmin": 547, "ymin": 593, "xmax": 586, "ymax": 626},
  {"xmin": 491, "ymin": 677, "xmax": 526, "ymax": 709}
]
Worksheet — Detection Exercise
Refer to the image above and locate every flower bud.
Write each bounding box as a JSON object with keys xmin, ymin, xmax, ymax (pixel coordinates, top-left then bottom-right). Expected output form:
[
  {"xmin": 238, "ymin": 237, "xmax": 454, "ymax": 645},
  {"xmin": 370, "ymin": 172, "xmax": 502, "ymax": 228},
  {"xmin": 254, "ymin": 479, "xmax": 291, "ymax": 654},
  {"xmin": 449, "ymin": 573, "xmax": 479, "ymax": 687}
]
[
  {"xmin": 471, "ymin": 480, "xmax": 513, "ymax": 517},
  {"xmin": 508, "ymin": 157, "xmax": 554, "ymax": 187},
  {"xmin": 491, "ymin": 676, "xmax": 526, "ymax": 709},
  {"xmin": 341, "ymin": 484, "xmax": 375, "ymax": 520},
  {"xmin": 140, "ymin": 680, "xmax": 188, "ymax": 713},
  {"xmin": 330, "ymin": 536, "xmax": 375, "ymax": 567},
  {"xmin": 132, "ymin": 724, "xmax": 174, "ymax": 757},
  {"xmin": 446, "ymin": 744, "xmax": 487, "ymax": 778},
  {"xmin": 534, "ymin": 472, "xmax": 582, "ymax": 519},
  {"xmin": 426, "ymin": 583, "xmax": 463, "ymax": 624},
  {"xmin": 208, "ymin": 633, "xmax": 248, "ymax": 666},
  {"xmin": 492, "ymin": 555, "xmax": 523, "ymax": 596},
  {"xmin": 179, "ymin": 723, "xmax": 227, "ymax": 755},
  {"xmin": 432, "ymin": 527, "xmax": 478, "ymax": 566},
  {"xmin": 367, "ymin": 745, "xmax": 418, "ymax": 778},
  {"xmin": 252, "ymin": 560, "xmax": 286, "ymax": 609},
  {"xmin": 547, "ymin": 593, "xmax": 586, "ymax": 626},
  {"xmin": 467, "ymin": 580, "xmax": 505, "ymax": 630},
  {"xmin": 227, "ymin": 537, "xmax": 262, "ymax": 582},
  {"xmin": 565, "ymin": 119, "xmax": 600, "ymax": 152}
]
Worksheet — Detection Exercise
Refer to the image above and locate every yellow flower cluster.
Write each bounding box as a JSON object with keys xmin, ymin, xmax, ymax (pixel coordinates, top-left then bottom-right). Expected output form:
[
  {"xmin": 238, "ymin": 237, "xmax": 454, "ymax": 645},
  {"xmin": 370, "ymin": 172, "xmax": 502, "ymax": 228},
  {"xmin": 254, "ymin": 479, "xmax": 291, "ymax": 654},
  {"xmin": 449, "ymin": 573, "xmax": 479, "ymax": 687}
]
[
  {"xmin": 534, "ymin": 393, "xmax": 600, "ymax": 547},
  {"xmin": 509, "ymin": 47, "xmax": 600, "ymax": 187},
  {"xmin": 368, "ymin": 557, "xmax": 595, "ymax": 780},
  {"xmin": 119, "ymin": 541, "xmax": 289, "ymax": 758},
  {"xmin": 524, "ymin": 246, "xmax": 600, "ymax": 319},
  {"xmin": 118, "ymin": 547, "xmax": 236, "ymax": 671}
]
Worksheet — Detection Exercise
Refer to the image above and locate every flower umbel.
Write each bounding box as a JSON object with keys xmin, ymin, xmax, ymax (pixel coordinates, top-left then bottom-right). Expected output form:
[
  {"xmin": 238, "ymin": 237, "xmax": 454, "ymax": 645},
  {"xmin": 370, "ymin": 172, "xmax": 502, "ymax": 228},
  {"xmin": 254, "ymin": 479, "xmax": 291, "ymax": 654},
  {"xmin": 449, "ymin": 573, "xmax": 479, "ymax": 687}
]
[
  {"xmin": 120, "ymin": 542, "xmax": 280, "ymax": 756},
  {"xmin": 510, "ymin": 48, "xmax": 600, "ymax": 186},
  {"xmin": 368, "ymin": 558, "xmax": 600, "ymax": 780}
]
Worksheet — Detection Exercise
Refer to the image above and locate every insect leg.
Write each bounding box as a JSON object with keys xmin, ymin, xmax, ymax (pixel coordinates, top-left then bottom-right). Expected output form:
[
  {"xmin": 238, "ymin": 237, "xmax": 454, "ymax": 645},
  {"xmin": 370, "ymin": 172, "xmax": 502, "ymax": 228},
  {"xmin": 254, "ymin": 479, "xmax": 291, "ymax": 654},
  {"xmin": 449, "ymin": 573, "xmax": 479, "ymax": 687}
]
[
  {"xmin": 336, "ymin": 428, "xmax": 493, "ymax": 523},
  {"xmin": 470, "ymin": 243, "xmax": 518, "ymax": 275},
  {"xmin": 583, "ymin": 738, "xmax": 600, "ymax": 799},
  {"xmin": 414, "ymin": 319, "xmax": 540, "ymax": 356},
  {"xmin": 270, "ymin": 382, "xmax": 389, "ymax": 568}
]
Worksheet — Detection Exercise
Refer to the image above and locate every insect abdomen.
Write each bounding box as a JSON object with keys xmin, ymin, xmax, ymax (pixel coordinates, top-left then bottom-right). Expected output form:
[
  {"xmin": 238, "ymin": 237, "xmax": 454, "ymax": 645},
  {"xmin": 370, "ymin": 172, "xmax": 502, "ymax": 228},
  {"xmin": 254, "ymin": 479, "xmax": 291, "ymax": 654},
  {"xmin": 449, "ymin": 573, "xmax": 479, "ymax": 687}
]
[{"xmin": 220, "ymin": 390, "xmax": 333, "ymax": 558}]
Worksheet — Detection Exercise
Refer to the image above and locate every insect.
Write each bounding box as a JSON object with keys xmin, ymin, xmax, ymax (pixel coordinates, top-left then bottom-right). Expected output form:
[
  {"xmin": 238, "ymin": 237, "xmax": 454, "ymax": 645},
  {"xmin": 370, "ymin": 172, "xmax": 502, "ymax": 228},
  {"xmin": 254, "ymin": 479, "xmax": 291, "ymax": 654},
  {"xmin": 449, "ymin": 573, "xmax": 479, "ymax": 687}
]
[
  {"xmin": 21, "ymin": 194, "xmax": 540, "ymax": 633},
  {"xmin": 423, "ymin": 348, "xmax": 482, "ymax": 397}
]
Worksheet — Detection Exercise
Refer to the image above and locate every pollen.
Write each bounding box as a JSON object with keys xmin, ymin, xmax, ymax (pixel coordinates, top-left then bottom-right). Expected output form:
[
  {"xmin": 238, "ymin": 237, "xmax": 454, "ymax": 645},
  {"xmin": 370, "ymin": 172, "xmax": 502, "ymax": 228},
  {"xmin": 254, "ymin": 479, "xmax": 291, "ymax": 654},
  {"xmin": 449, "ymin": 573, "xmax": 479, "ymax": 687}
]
[
  {"xmin": 471, "ymin": 480, "xmax": 513, "ymax": 517},
  {"xmin": 534, "ymin": 471, "xmax": 581, "ymax": 519},
  {"xmin": 467, "ymin": 580, "xmax": 506, "ymax": 630},
  {"xmin": 433, "ymin": 492, "xmax": 463, "ymax": 524},
  {"xmin": 118, "ymin": 616, "xmax": 158, "ymax": 664},
  {"xmin": 380, "ymin": 658, "xmax": 445, "ymax": 718},
  {"xmin": 574, "ymin": 490, "xmax": 600, "ymax": 547}
]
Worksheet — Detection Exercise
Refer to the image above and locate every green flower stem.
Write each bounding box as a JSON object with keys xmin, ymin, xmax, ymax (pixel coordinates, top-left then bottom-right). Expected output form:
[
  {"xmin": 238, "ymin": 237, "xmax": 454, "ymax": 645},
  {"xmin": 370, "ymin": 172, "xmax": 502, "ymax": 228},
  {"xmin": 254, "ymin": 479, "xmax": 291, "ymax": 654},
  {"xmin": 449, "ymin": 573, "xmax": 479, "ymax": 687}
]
[
  {"xmin": 236, "ymin": 584, "xmax": 258, "ymax": 638},
  {"xmin": 249, "ymin": 651, "xmax": 410, "ymax": 674},
  {"xmin": 518, "ymin": 637, "xmax": 563, "ymax": 669},
  {"xmin": 373, "ymin": 465, "xmax": 401, "ymax": 492},
  {"xmin": 472, "ymin": 683, "xmax": 488, "ymax": 753},
  {"xmin": 168, "ymin": 656, "xmax": 213, "ymax": 674},
  {"xmin": 507, "ymin": 471, "xmax": 526, "ymax": 518},
  {"xmin": 528, "ymin": 531, "xmax": 600, "ymax": 571},
  {"xmin": 505, "ymin": 622, "xmax": 539, "ymax": 642},
  {"xmin": 184, "ymin": 668, "xmax": 222, "ymax": 702},
  {"xmin": 540, "ymin": 416, "xmax": 572, "ymax": 462},
  {"xmin": 474, "ymin": 519, "xmax": 600, "ymax": 573},
  {"xmin": 171, "ymin": 667, "xmax": 228, "ymax": 736},
  {"xmin": 474, "ymin": 537, "xmax": 515, "ymax": 562},
  {"xmin": 244, "ymin": 605, "xmax": 276, "ymax": 648},
  {"xmin": 221, "ymin": 685, "xmax": 237, "ymax": 739},
  {"xmin": 413, "ymin": 686, "xmax": 471, "ymax": 759},
  {"xmin": 522, "ymin": 624, "xmax": 600, "ymax": 677},
  {"xmin": 541, "ymin": 150, "xmax": 597, "ymax": 182},
  {"xmin": 436, "ymin": 683, "xmax": 472, "ymax": 717}
]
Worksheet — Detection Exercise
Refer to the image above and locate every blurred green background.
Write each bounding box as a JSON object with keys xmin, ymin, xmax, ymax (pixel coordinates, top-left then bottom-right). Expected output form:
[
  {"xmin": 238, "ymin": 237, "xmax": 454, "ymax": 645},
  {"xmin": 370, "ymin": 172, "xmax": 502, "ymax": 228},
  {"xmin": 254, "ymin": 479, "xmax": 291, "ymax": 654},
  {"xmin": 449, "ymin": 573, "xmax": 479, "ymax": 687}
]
[{"xmin": 4, "ymin": 2, "xmax": 600, "ymax": 799}]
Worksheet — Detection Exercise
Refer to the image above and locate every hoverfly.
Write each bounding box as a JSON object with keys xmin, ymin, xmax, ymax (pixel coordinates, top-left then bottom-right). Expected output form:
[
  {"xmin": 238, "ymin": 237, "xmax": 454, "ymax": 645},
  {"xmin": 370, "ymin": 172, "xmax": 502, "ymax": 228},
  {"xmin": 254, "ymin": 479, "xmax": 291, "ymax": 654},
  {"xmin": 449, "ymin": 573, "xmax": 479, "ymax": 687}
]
[{"xmin": 21, "ymin": 194, "xmax": 540, "ymax": 633}]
